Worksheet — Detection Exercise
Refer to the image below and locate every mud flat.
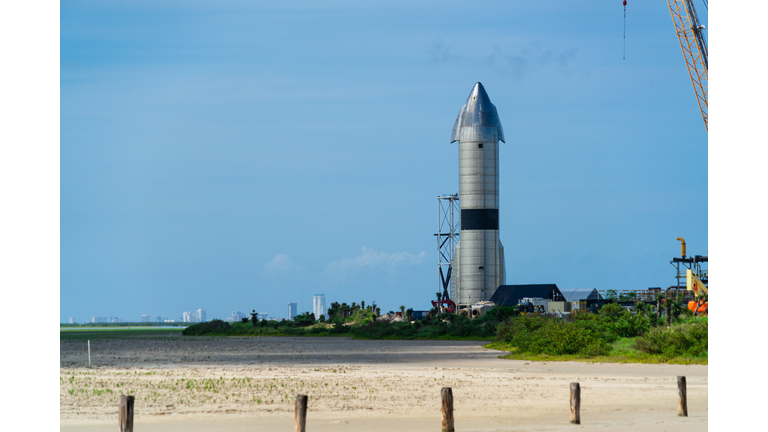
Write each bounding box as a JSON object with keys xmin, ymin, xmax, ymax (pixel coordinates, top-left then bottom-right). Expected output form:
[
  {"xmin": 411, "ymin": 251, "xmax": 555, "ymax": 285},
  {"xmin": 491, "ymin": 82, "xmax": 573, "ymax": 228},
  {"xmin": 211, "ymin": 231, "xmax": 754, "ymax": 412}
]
[{"xmin": 60, "ymin": 336, "xmax": 707, "ymax": 431}]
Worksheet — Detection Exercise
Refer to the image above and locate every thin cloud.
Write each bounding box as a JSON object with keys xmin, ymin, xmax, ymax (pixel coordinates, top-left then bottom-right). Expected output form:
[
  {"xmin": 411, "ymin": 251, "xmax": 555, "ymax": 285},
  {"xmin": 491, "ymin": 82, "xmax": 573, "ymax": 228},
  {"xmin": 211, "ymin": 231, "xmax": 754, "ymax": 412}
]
[
  {"xmin": 262, "ymin": 254, "xmax": 305, "ymax": 276},
  {"xmin": 428, "ymin": 40, "xmax": 577, "ymax": 80},
  {"xmin": 323, "ymin": 246, "xmax": 428, "ymax": 281}
]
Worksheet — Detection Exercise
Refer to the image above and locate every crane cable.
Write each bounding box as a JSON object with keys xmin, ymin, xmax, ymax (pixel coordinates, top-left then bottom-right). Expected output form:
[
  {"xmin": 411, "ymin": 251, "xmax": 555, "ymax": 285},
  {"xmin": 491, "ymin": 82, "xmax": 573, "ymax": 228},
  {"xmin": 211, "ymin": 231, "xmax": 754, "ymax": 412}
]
[{"xmin": 623, "ymin": 0, "xmax": 627, "ymax": 60}]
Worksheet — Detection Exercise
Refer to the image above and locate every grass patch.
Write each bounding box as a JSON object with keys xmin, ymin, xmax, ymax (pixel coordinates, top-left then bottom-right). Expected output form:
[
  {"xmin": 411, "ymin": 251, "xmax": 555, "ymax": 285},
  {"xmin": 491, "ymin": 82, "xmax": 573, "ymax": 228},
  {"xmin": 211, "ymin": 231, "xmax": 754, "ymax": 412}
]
[
  {"xmin": 60, "ymin": 328, "xmax": 185, "ymax": 341},
  {"xmin": 486, "ymin": 336, "xmax": 707, "ymax": 365}
]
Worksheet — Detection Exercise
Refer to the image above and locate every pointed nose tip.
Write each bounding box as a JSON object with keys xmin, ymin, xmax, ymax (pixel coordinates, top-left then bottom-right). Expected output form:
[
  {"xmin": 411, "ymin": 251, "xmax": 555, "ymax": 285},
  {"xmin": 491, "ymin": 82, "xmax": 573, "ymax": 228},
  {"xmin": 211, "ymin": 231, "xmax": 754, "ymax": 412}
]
[{"xmin": 470, "ymin": 82, "xmax": 488, "ymax": 100}]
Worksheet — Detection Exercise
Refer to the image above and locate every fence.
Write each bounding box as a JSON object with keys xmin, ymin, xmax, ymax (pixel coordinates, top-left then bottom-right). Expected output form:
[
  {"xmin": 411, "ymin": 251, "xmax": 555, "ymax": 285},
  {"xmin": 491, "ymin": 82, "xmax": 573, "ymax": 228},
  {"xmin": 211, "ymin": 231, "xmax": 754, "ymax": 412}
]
[
  {"xmin": 598, "ymin": 289, "xmax": 697, "ymax": 303},
  {"xmin": 115, "ymin": 376, "xmax": 690, "ymax": 431}
]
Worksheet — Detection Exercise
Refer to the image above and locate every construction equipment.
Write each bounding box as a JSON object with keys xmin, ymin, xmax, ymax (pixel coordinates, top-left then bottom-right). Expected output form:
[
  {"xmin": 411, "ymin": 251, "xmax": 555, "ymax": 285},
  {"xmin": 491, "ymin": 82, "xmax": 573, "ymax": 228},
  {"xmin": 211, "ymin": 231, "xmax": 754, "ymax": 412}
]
[
  {"xmin": 686, "ymin": 269, "xmax": 708, "ymax": 316},
  {"xmin": 666, "ymin": 0, "xmax": 708, "ymax": 131},
  {"xmin": 431, "ymin": 298, "xmax": 457, "ymax": 314},
  {"xmin": 518, "ymin": 298, "xmax": 546, "ymax": 314}
]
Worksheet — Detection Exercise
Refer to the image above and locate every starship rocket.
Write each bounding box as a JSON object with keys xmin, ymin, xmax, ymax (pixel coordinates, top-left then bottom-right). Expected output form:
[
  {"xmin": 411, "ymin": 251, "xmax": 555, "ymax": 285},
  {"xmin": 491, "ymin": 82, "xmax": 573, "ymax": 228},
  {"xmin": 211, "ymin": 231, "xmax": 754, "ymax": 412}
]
[{"xmin": 450, "ymin": 82, "xmax": 506, "ymax": 306}]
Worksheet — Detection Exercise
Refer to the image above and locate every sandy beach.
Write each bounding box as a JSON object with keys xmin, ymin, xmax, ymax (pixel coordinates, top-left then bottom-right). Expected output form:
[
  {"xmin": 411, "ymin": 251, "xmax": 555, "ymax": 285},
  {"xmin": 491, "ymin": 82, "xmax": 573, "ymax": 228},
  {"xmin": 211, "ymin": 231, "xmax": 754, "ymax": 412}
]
[{"xmin": 60, "ymin": 336, "xmax": 707, "ymax": 431}]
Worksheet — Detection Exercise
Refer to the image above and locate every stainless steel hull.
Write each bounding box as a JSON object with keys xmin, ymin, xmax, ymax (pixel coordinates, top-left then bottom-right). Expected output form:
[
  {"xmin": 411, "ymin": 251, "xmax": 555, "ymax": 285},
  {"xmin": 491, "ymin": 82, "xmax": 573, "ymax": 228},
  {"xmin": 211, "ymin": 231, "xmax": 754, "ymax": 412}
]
[{"xmin": 450, "ymin": 83, "xmax": 506, "ymax": 306}]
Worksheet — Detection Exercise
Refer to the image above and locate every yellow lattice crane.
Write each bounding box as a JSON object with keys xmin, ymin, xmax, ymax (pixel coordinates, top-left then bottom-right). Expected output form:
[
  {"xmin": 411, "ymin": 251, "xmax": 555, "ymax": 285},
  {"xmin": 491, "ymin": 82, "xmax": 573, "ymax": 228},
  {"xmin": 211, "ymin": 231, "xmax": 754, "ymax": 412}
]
[{"xmin": 667, "ymin": 0, "xmax": 708, "ymax": 132}]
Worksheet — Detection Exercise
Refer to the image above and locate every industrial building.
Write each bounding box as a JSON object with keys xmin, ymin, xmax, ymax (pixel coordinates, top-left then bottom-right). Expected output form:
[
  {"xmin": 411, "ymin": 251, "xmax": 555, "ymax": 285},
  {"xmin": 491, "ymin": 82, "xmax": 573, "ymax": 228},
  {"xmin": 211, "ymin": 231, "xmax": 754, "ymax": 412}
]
[
  {"xmin": 490, "ymin": 284, "xmax": 566, "ymax": 312},
  {"xmin": 561, "ymin": 288, "xmax": 603, "ymax": 311}
]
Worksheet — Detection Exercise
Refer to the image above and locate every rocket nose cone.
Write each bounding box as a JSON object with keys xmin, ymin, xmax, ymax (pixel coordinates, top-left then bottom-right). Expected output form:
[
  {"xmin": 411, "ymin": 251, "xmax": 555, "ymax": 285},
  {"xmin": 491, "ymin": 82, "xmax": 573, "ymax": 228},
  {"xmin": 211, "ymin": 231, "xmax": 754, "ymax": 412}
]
[
  {"xmin": 451, "ymin": 82, "xmax": 505, "ymax": 143},
  {"xmin": 466, "ymin": 82, "xmax": 493, "ymax": 111},
  {"xmin": 469, "ymin": 82, "xmax": 488, "ymax": 100}
]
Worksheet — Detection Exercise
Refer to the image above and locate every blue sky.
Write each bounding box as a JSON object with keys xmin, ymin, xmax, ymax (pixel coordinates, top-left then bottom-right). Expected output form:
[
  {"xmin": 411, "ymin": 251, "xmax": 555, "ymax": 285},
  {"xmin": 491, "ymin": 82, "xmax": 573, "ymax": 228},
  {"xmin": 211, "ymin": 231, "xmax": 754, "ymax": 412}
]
[{"xmin": 60, "ymin": 1, "xmax": 708, "ymax": 321}]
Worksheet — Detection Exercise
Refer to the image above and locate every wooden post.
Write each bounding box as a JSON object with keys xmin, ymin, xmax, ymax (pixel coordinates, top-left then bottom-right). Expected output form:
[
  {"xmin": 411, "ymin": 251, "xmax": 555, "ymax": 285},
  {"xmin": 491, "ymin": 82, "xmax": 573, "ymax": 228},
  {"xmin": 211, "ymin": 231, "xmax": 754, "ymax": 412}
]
[
  {"xmin": 119, "ymin": 395, "xmax": 134, "ymax": 432},
  {"xmin": 569, "ymin": 382, "xmax": 580, "ymax": 424},
  {"xmin": 677, "ymin": 376, "xmax": 688, "ymax": 417},
  {"xmin": 295, "ymin": 393, "xmax": 308, "ymax": 432},
  {"xmin": 88, "ymin": 340, "xmax": 91, "ymax": 368},
  {"xmin": 441, "ymin": 387, "xmax": 454, "ymax": 432}
]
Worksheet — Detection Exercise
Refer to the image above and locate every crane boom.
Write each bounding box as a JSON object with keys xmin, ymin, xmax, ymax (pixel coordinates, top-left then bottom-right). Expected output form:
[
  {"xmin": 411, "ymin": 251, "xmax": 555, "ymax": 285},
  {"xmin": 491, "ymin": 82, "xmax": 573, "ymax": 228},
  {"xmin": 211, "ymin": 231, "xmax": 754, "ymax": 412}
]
[{"xmin": 667, "ymin": 0, "xmax": 708, "ymax": 132}]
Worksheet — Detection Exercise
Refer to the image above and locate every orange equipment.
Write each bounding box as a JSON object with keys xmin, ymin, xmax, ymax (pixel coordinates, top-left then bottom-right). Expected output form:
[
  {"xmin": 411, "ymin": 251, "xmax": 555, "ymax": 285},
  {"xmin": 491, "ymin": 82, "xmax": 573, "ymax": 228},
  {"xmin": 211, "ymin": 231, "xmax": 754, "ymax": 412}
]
[{"xmin": 686, "ymin": 268, "xmax": 708, "ymax": 316}]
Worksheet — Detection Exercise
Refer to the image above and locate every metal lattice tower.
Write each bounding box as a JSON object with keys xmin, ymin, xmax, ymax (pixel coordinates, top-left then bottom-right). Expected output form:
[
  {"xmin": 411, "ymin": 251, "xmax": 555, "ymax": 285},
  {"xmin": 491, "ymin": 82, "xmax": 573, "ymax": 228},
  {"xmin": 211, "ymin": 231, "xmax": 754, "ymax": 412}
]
[
  {"xmin": 436, "ymin": 194, "xmax": 460, "ymax": 301},
  {"xmin": 667, "ymin": 0, "xmax": 708, "ymax": 131}
]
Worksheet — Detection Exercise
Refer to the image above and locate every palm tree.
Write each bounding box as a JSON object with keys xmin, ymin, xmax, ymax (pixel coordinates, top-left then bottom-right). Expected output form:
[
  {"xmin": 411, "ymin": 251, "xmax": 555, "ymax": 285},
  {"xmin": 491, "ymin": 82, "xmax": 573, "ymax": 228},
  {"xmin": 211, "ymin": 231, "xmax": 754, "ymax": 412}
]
[
  {"xmin": 399, "ymin": 305, "xmax": 406, "ymax": 317},
  {"xmin": 655, "ymin": 293, "xmax": 665, "ymax": 318}
]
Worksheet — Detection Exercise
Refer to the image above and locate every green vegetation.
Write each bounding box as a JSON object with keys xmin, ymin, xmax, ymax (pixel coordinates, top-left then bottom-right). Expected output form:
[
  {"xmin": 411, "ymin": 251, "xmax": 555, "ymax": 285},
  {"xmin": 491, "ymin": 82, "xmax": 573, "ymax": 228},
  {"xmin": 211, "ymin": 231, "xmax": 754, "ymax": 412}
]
[
  {"xmin": 634, "ymin": 317, "xmax": 708, "ymax": 358},
  {"xmin": 60, "ymin": 328, "xmax": 185, "ymax": 341},
  {"xmin": 180, "ymin": 298, "xmax": 706, "ymax": 364},
  {"xmin": 489, "ymin": 303, "xmax": 707, "ymax": 364},
  {"xmin": 61, "ymin": 322, "xmax": 186, "ymax": 328},
  {"xmin": 183, "ymin": 306, "xmax": 520, "ymax": 340}
]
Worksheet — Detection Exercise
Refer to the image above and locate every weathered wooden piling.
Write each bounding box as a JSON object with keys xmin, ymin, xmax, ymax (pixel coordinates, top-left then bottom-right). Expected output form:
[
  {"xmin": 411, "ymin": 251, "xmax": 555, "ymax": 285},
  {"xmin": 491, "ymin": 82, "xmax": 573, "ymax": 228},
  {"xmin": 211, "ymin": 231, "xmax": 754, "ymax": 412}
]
[
  {"xmin": 441, "ymin": 387, "xmax": 454, "ymax": 432},
  {"xmin": 569, "ymin": 382, "xmax": 580, "ymax": 424},
  {"xmin": 677, "ymin": 376, "xmax": 688, "ymax": 417},
  {"xmin": 295, "ymin": 393, "xmax": 308, "ymax": 432},
  {"xmin": 118, "ymin": 395, "xmax": 134, "ymax": 432}
]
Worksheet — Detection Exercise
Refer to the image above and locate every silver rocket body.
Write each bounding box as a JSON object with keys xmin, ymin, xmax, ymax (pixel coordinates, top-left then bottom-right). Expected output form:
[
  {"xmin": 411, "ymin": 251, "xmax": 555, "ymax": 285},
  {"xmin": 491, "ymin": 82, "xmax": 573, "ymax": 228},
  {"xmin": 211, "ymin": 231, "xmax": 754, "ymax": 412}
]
[{"xmin": 450, "ymin": 83, "xmax": 506, "ymax": 306}]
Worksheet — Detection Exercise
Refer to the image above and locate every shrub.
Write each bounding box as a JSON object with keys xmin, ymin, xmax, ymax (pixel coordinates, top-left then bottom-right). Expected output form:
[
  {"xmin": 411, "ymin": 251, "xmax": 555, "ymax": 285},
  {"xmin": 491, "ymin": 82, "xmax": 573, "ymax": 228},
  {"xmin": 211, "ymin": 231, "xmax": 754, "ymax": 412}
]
[
  {"xmin": 634, "ymin": 319, "xmax": 707, "ymax": 357},
  {"xmin": 497, "ymin": 316, "xmax": 611, "ymax": 356},
  {"xmin": 182, "ymin": 319, "xmax": 231, "ymax": 336}
]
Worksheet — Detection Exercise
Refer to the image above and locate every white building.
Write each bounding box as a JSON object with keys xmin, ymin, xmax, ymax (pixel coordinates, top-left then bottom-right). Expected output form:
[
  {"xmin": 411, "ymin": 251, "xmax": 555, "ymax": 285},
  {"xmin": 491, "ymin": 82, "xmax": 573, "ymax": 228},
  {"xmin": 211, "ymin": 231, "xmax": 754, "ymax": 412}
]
[
  {"xmin": 69, "ymin": 317, "xmax": 75, "ymax": 324},
  {"xmin": 196, "ymin": 308, "xmax": 206, "ymax": 322},
  {"xmin": 288, "ymin": 302, "xmax": 297, "ymax": 320},
  {"xmin": 141, "ymin": 314, "xmax": 150, "ymax": 322},
  {"xmin": 182, "ymin": 311, "xmax": 192, "ymax": 322},
  {"xmin": 313, "ymin": 294, "xmax": 326, "ymax": 320},
  {"xmin": 231, "ymin": 310, "xmax": 245, "ymax": 322}
]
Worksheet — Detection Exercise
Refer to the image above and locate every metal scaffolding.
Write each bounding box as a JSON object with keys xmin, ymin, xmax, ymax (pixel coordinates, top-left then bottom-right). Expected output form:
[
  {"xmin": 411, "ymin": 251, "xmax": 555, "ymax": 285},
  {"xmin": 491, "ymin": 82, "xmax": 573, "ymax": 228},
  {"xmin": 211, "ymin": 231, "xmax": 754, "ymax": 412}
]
[
  {"xmin": 435, "ymin": 194, "xmax": 460, "ymax": 301},
  {"xmin": 670, "ymin": 255, "xmax": 708, "ymax": 291}
]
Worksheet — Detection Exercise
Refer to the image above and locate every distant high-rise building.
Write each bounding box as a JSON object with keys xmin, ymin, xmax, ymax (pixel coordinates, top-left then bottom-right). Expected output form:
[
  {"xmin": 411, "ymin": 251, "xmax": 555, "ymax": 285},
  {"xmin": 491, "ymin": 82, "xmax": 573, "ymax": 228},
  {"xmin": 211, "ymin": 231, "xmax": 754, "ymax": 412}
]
[
  {"xmin": 257, "ymin": 313, "xmax": 268, "ymax": 320},
  {"xmin": 154, "ymin": 316, "xmax": 162, "ymax": 322},
  {"xmin": 141, "ymin": 314, "xmax": 150, "ymax": 322},
  {"xmin": 69, "ymin": 317, "xmax": 75, "ymax": 324},
  {"xmin": 231, "ymin": 311, "xmax": 245, "ymax": 322},
  {"xmin": 288, "ymin": 302, "xmax": 297, "ymax": 320},
  {"xmin": 92, "ymin": 316, "xmax": 108, "ymax": 323},
  {"xmin": 313, "ymin": 294, "xmax": 326, "ymax": 320},
  {"xmin": 182, "ymin": 311, "xmax": 192, "ymax": 322},
  {"xmin": 196, "ymin": 308, "xmax": 206, "ymax": 322}
]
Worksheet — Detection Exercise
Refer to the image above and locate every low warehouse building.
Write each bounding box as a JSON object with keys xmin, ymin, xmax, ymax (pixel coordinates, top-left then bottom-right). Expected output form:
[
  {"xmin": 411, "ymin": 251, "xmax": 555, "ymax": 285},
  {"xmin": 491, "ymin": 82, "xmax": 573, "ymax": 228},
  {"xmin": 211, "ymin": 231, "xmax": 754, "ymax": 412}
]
[
  {"xmin": 561, "ymin": 288, "xmax": 603, "ymax": 310},
  {"xmin": 490, "ymin": 284, "xmax": 565, "ymax": 309}
]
